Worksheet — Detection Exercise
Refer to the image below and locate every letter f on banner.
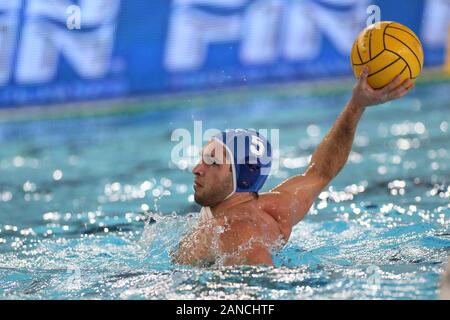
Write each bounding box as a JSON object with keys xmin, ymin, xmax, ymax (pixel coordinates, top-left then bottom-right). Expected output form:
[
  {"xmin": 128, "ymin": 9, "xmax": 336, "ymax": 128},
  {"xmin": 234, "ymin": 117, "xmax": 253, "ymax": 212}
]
[{"xmin": 165, "ymin": 0, "xmax": 246, "ymax": 71}]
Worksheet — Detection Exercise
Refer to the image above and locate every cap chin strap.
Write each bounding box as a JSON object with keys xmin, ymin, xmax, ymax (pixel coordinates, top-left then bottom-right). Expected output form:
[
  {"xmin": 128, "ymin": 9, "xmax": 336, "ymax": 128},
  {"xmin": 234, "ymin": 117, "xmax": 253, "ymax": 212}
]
[
  {"xmin": 223, "ymin": 189, "xmax": 235, "ymax": 201},
  {"xmin": 213, "ymin": 138, "xmax": 237, "ymax": 202}
]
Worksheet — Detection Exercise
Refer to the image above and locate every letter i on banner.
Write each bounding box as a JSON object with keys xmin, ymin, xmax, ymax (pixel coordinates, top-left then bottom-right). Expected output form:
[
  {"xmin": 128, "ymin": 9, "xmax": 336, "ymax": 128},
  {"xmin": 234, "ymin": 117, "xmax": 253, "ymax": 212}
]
[{"xmin": 446, "ymin": 26, "xmax": 450, "ymax": 74}]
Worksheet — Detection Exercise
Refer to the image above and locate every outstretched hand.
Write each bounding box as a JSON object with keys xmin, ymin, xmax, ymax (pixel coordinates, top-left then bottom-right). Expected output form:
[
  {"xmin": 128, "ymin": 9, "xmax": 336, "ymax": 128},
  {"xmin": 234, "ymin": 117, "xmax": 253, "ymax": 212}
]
[{"xmin": 352, "ymin": 66, "xmax": 415, "ymax": 108}]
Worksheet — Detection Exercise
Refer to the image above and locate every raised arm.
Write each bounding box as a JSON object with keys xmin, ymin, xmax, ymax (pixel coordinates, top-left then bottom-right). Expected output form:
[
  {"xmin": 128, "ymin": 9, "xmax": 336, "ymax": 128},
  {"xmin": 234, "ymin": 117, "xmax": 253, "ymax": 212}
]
[{"xmin": 272, "ymin": 67, "xmax": 414, "ymax": 225}]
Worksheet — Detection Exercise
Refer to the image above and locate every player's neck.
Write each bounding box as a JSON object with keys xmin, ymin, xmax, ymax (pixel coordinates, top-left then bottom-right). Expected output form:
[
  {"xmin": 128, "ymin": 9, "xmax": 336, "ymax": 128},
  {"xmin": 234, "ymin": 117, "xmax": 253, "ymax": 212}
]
[{"xmin": 210, "ymin": 192, "xmax": 255, "ymax": 217}]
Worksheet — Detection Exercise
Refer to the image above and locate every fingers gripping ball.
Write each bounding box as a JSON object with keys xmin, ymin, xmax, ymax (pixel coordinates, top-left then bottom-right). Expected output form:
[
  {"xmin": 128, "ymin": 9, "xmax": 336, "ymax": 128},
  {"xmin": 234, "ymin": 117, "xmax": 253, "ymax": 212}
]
[{"xmin": 351, "ymin": 21, "xmax": 424, "ymax": 89}]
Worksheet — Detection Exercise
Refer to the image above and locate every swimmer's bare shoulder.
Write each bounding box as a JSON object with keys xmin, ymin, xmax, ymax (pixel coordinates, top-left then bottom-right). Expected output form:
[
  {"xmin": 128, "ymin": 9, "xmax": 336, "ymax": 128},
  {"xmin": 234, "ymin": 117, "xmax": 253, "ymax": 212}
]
[
  {"xmin": 258, "ymin": 168, "xmax": 329, "ymax": 231},
  {"xmin": 216, "ymin": 194, "xmax": 304, "ymax": 266},
  {"xmin": 171, "ymin": 221, "xmax": 216, "ymax": 267}
]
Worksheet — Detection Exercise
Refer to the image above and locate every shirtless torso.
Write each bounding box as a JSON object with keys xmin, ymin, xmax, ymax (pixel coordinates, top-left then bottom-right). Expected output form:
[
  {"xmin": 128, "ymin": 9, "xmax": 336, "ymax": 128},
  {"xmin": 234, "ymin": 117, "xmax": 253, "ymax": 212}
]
[
  {"xmin": 172, "ymin": 67, "xmax": 414, "ymax": 266},
  {"xmin": 172, "ymin": 173, "xmax": 327, "ymax": 266}
]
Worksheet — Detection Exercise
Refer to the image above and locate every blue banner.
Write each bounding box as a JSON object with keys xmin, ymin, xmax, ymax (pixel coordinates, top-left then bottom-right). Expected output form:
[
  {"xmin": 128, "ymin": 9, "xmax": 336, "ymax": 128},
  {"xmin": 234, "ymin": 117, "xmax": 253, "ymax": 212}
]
[{"xmin": 0, "ymin": 0, "xmax": 448, "ymax": 108}]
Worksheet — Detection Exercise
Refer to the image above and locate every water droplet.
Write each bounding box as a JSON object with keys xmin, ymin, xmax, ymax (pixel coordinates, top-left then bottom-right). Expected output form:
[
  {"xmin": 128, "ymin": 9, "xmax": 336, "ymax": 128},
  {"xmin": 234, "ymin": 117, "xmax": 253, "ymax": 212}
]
[{"xmin": 53, "ymin": 169, "xmax": 63, "ymax": 181}]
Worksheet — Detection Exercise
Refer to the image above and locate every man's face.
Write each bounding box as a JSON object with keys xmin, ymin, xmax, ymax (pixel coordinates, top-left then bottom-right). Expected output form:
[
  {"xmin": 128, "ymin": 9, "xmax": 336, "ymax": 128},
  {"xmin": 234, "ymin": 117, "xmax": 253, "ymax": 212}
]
[{"xmin": 192, "ymin": 140, "xmax": 234, "ymax": 207}]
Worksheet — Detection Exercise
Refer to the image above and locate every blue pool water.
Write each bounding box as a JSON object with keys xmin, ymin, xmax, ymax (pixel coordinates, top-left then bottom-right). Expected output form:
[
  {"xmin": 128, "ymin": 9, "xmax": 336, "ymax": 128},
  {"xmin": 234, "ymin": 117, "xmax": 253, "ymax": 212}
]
[{"xmin": 0, "ymin": 80, "xmax": 449, "ymax": 299}]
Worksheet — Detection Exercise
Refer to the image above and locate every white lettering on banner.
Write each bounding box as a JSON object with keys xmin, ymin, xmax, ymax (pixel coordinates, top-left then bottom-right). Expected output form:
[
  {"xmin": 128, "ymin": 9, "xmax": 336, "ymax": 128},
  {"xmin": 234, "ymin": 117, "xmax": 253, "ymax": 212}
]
[
  {"xmin": 282, "ymin": 1, "xmax": 320, "ymax": 61},
  {"xmin": 16, "ymin": 0, "xmax": 121, "ymax": 84},
  {"xmin": 240, "ymin": 0, "xmax": 283, "ymax": 64},
  {"xmin": 165, "ymin": 0, "xmax": 369, "ymax": 71},
  {"xmin": 422, "ymin": 0, "xmax": 450, "ymax": 48},
  {"xmin": 282, "ymin": 0, "xmax": 369, "ymax": 61},
  {"xmin": 0, "ymin": 0, "xmax": 120, "ymax": 85},
  {"xmin": 165, "ymin": 8, "xmax": 242, "ymax": 71}
]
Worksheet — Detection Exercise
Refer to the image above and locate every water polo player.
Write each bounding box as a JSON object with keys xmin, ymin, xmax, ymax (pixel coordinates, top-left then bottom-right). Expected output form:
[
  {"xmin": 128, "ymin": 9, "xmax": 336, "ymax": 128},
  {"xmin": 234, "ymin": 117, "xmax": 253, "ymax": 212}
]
[{"xmin": 172, "ymin": 67, "xmax": 415, "ymax": 266}]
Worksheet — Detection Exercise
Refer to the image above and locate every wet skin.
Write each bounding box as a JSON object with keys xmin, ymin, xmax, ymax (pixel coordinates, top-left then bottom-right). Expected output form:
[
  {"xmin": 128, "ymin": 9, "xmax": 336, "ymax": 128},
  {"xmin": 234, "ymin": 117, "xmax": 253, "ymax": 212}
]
[{"xmin": 172, "ymin": 68, "xmax": 415, "ymax": 266}]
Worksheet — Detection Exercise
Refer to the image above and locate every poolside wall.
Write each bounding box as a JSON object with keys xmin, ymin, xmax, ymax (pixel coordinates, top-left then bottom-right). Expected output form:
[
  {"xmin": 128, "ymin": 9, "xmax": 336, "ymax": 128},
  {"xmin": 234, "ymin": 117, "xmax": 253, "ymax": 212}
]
[{"xmin": 0, "ymin": 0, "xmax": 448, "ymax": 108}]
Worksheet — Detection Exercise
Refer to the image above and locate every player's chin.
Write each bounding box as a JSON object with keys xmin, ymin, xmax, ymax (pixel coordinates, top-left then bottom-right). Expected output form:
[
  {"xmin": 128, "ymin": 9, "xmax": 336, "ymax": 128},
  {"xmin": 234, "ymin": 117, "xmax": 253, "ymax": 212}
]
[{"xmin": 194, "ymin": 192, "xmax": 205, "ymax": 206}]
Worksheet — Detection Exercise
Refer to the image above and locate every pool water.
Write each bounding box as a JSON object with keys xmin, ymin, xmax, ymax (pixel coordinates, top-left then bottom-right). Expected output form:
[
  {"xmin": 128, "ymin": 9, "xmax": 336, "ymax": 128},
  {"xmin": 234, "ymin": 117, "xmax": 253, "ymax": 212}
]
[{"xmin": 0, "ymin": 80, "xmax": 449, "ymax": 299}]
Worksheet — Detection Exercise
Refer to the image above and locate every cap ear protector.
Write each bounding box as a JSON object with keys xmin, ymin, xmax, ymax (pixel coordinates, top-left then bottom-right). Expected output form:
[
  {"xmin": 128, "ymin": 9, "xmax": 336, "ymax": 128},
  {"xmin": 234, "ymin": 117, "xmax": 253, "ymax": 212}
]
[{"xmin": 213, "ymin": 129, "xmax": 272, "ymax": 199}]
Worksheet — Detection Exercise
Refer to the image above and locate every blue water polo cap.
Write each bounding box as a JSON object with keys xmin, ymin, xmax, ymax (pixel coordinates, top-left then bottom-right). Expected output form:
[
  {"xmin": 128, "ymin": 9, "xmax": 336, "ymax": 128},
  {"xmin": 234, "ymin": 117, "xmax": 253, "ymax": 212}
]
[{"xmin": 213, "ymin": 129, "xmax": 272, "ymax": 195}]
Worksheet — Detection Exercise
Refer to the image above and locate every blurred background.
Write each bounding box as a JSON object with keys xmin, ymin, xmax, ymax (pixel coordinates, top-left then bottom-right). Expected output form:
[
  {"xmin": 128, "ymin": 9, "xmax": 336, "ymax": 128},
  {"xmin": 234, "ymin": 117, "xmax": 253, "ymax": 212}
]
[{"xmin": 0, "ymin": 0, "xmax": 449, "ymax": 300}]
